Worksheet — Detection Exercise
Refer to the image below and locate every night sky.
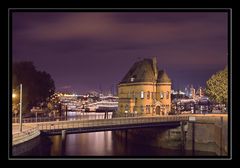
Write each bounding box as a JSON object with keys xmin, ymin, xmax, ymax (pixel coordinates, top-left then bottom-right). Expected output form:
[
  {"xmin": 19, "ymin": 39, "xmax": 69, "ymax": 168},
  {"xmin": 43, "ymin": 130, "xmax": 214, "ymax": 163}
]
[{"xmin": 12, "ymin": 12, "xmax": 228, "ymax": 94}]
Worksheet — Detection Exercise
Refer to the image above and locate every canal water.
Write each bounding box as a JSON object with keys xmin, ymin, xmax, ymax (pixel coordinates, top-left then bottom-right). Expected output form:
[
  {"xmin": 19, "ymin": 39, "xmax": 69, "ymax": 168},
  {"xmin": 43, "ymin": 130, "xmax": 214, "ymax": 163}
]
[{"xmin": 18, "ymin": 131, "xmax": 216, "ymax": 157}]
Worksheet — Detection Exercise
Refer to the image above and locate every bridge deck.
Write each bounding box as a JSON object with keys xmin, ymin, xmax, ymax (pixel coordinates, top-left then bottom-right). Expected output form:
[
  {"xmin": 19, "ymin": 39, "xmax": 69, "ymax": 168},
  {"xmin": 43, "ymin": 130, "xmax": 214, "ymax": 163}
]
[{"xmin": 17, "ymin": 116, "xmax": 189, "ymax": 135}]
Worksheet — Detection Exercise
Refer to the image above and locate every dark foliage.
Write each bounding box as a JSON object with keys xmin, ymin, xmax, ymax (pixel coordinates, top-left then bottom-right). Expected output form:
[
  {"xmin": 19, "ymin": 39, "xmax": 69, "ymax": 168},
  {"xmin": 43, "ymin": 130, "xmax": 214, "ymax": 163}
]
[{"xmin": 12, "ymin": 61, "xmax": 55, "ymax": 113}]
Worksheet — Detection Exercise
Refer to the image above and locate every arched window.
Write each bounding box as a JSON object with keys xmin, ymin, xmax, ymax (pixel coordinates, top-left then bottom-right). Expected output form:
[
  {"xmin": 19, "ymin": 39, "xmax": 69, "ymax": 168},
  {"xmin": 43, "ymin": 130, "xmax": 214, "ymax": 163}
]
[
  {"xmin": 125, "ymin": 104, "xmax": 129, "ymax": 111},
  {"xmin": 120, "ymin": 105, "xmax": 123, "ymax": 111},
  {"xmin": 140, "ymin": 105, "xmax": 144, "ymax": 112},
  {"xmin": 146, "ymin": 105, "xmax": 150, "ymax": 114},
  {"xmin": 133, "ymin": 106, "xmax": 137, "ymax": 112},
  {"xmin": 147, "ymin": 91, "xmax": 150, "ymax": 99}
]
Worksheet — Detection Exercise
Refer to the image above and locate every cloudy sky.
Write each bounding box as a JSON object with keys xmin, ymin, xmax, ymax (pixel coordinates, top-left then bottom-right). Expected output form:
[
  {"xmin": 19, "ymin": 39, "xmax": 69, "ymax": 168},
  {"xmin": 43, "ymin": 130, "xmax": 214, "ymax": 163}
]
[{"xmin": 12, "ymin": 12, "xmax": 228, "ymax": 94}]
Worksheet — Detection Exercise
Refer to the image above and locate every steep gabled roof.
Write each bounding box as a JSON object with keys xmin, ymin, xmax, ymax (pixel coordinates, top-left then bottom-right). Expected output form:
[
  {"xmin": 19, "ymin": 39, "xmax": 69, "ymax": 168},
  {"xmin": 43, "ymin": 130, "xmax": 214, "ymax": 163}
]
[
  {"xmin": 120, "ymin": 59, "xmax": 156, "ymax": 83},
  {"xmin": 157, "ymin": 70, "xmax": 171, "ymax": 83}
]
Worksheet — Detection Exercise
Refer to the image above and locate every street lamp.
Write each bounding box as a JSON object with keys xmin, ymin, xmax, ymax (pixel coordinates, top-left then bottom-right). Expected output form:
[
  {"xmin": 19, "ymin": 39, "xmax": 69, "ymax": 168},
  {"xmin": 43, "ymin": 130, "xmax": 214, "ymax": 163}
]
[
  {"xmin": 125, "ymin": 110, "xmax": 128, "ymax": 117},
  {"xmin": 12, "ymin": 83, "xmax": 23, "ymax": 132},
  {"xmin": 134, "ymin": 111, "xmax": 138, "ymax": 117},
  {"xmin": 12, "ymin": 93, "xmax": 17, "ymax": 99}
]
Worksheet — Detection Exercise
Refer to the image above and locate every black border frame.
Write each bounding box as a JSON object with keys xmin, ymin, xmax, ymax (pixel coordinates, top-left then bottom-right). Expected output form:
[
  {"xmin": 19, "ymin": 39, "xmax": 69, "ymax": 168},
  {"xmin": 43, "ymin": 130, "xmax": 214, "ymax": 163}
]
[{"xmin": 8, "ymin": 8, "xmax": 232, "ymax": 160}]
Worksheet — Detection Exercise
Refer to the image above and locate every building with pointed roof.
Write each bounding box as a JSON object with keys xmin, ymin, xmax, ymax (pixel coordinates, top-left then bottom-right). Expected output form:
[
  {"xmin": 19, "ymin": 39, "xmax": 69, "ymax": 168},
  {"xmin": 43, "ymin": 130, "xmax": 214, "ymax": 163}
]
[{"xmin": 118, "ymin": 57, "xmax": 172, "ymax": 116}]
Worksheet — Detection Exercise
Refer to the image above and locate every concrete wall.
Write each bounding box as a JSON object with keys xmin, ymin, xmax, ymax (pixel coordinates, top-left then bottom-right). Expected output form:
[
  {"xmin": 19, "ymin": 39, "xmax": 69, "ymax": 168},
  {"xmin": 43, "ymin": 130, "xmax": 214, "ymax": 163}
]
[
  {"xmin": 113, "ymin": 115, "xmax": 228, "ymax": 156},
  {"xmin": 185, "ymin": 115, "xmax": 228, "ymax": 156},
  {"xmin": 12, "ymin": 136, "xmax": 41, "ymax": 156},
  {"xmin": 113, "ymin": 126, "xmax": 182, "ymax": 150}
]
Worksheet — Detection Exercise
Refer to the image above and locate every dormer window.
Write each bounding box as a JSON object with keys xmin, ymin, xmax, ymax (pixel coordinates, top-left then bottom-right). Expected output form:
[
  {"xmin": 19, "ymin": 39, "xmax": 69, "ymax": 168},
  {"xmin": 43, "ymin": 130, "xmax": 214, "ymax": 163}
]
[{"xmin": 130, "ymin": 77, "xmax": 135, "ymax": 82}]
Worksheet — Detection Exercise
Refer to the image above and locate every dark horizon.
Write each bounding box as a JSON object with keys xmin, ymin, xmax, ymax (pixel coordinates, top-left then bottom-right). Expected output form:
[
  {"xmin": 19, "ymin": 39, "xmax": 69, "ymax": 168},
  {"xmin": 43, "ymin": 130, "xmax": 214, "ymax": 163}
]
[{"xmin": 12, "ymin": 11, "xmax": 228, "ymax": 94}]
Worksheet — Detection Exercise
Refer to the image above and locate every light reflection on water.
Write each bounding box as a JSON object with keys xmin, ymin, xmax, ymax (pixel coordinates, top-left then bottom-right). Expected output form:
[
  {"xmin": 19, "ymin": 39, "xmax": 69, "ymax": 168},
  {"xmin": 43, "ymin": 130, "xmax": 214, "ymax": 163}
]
[
  {"xmin": 19, "ymin": 130, "xmax": 216, "ymax": 157},
  {"xmin": 61, "ymin": 132, "xmax": 113, "ymax": 156}
]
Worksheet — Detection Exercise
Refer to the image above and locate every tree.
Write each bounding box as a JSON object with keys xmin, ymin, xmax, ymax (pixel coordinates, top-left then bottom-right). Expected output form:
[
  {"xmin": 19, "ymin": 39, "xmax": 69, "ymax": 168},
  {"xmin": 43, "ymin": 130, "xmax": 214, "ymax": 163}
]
[
  {"xmin": 12, "ymin": 61, "xmax": 55, "ymax": 113},
  {"xmin": 206, "ymin": 67, "xmax": 228, "ymax": 105}
]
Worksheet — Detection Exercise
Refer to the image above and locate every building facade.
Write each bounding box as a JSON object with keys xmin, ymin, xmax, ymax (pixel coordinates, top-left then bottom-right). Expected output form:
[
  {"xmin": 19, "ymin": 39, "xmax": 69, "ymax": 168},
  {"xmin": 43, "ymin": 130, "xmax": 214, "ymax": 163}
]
[{"xmin": 118, "ymin": 57, "xmax": 171, "ymax": 116}]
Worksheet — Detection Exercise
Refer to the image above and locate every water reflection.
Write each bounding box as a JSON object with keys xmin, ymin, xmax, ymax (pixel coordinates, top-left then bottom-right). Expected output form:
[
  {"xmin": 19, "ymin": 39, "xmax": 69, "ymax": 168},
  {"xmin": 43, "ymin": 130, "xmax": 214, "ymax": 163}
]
[{"xmin": 19, "ymin": 130, "xmax": 216, "ymax": 157}]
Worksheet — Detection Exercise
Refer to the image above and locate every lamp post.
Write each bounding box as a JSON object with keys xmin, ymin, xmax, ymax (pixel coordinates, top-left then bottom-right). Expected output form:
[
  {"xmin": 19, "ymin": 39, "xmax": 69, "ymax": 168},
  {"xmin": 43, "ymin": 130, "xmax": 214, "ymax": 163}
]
[
  {"xmin": 134, "ymin": 111, "xmax": 137, "ymax": 117},
  {"xmin": 12, "ymin": 84, "xmax": 23, "ymax": 132},
  {"xmin": 19, "ymin": 84, "xmax": 23, "ymax": 132},
  {"xmin": 125, "ymin": 110, "xmax": 128, "ymax": 118}
]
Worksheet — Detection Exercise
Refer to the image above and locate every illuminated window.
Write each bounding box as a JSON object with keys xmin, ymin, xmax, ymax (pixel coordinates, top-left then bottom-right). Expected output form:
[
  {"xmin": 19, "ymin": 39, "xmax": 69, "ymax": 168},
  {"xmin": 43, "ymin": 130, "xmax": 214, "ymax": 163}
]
[
  {"xmin": 160, "ymin": 92, "xmax": 164, "ymax": 99},
  {"xmin": 147, "ymin": 91, "xmax": 150, "ymax": 99},
  {"xmin": 141, "ymin": 91, "xmax": 144, "ymax": 99}
]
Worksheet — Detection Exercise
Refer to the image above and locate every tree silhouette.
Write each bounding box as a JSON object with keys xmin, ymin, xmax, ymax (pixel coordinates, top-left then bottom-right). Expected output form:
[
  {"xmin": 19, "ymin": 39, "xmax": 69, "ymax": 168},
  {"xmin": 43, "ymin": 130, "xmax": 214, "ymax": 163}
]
[
  {"xmin": 206, "ymin": 67, "xmax": 228, "ymax": 105},
  {"xmin": 12, "ymin": 61, "xmax": 55, "ymax": 113}
]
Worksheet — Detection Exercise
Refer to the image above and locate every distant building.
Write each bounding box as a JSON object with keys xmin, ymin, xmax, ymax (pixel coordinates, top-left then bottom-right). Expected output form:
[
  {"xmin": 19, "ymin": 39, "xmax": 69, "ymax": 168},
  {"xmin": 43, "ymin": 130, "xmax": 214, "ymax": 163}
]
[
  {"xmin": 196, "ymin": 86, "xmax": 203, "ymax": 97},
  {"xmin": 190, "ymin": 85, "xmax": 196, "ymax": 98},
  {"xmin": 118, "ymin": 57, "xmax": 171, "ymax": 116}
]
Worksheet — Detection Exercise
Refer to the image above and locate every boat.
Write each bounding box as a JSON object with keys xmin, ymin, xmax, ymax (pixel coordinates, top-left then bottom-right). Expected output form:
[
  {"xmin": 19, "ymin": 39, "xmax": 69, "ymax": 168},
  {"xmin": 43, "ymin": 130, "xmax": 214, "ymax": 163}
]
[{"xmin": 85, "ymin": 101, "xmax": 118, "ymax": 112}]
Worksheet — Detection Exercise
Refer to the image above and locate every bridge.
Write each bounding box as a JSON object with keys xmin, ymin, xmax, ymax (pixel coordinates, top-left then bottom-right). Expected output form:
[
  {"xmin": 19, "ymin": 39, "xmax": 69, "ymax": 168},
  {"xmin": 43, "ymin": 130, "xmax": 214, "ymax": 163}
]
[{"xmin": 13, "ymin": 116, "xmax": 189, "ymax": 135}]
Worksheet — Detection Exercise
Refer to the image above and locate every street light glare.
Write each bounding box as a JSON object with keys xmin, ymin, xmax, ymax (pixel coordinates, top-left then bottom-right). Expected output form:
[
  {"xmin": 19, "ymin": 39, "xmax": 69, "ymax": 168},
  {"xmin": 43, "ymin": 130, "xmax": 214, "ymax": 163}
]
[{"xmin": 12, "ymin": 93, "xmax": 17, "ymax": 98}]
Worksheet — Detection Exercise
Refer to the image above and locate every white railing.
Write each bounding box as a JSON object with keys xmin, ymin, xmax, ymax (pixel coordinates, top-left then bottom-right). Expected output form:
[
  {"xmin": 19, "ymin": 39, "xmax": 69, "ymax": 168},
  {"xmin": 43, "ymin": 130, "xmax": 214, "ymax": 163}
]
[
  {"xmin": 12, "ymin": 126, "xmax": 40, "ymax": 146},
  {"xmin": 12, "ymin": 113, "xmax": 112, "ymax": 123},
  {"xmin": 33, "ymin": 116, "xmax": 189, "ymax": 131}
]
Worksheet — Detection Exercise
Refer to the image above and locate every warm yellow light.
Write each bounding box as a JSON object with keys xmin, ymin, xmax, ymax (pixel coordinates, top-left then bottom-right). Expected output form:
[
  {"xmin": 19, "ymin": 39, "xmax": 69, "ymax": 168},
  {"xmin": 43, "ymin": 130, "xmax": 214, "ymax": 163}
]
[{"xmin": 12, "ymin": 93, "xmax": 17, "ymax": 98}]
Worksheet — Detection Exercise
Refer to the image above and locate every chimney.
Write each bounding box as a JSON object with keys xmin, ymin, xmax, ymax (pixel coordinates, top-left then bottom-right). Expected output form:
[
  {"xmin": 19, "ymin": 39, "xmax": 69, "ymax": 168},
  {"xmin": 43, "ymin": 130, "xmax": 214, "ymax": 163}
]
[{"xmin": 152, "ymin": 56, "xmax": 158, "ymax": 80}]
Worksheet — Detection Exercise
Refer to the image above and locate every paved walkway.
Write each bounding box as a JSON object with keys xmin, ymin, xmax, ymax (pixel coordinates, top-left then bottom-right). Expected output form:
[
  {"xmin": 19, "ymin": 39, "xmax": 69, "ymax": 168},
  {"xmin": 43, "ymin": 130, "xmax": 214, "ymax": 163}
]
[
  {"xmin": 12, "ymin": 124, "xmax": 33, "ymax": 134},
  {"xmin": 12, "ymin": 124, "xmax": 40, "ymax": 146}
]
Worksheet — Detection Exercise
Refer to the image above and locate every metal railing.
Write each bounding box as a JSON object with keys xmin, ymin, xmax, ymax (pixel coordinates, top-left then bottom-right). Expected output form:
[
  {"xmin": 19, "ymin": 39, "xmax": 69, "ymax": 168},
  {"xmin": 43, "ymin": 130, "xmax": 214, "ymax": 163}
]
[
  {"xmin": 33, "ymin": 116, "xmax": 189, "ymax": 131},
  {"xmin": 12, "ymin": 126, "xmax": 40, "ymax": 146},
  {"xmin": 12, "ymin": 113, "xmax": 112, "ymax": 123}
]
